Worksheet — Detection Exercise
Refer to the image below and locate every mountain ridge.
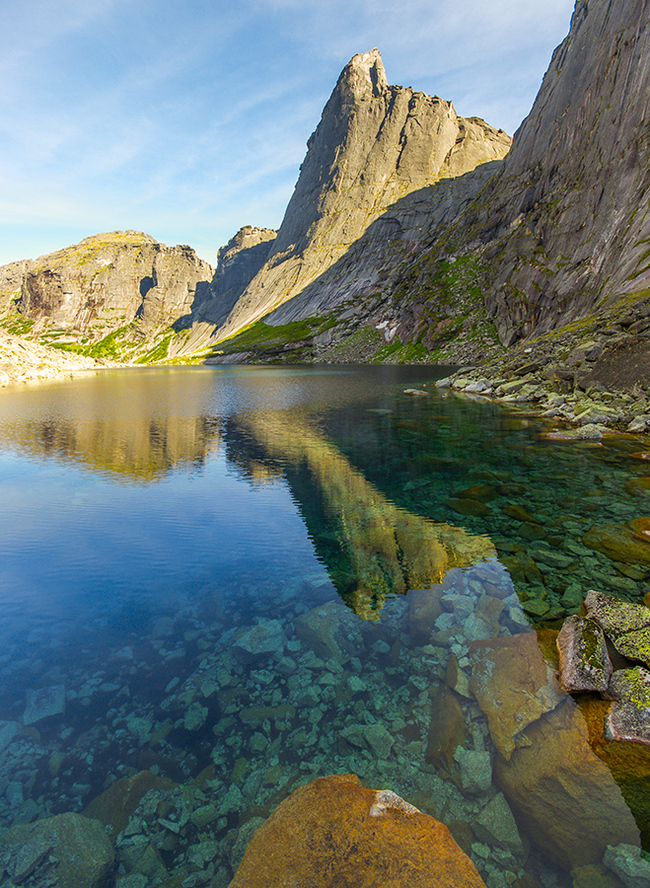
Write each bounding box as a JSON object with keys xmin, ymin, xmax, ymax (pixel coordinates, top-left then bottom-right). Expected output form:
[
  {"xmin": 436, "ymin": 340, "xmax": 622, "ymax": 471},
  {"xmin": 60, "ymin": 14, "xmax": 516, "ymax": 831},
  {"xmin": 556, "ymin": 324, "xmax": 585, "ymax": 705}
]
[{"xmin": 1, "ymin": 0, "xmax": 649, "ymax": 392}]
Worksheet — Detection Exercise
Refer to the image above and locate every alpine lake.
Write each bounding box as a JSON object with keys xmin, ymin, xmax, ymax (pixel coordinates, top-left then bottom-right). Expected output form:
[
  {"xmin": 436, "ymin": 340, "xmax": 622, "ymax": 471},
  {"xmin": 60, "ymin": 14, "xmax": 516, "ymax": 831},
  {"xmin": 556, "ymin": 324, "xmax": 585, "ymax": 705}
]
[{"xmin": 0, "ymin": 364, "xmax": 649, "ymax": 888}]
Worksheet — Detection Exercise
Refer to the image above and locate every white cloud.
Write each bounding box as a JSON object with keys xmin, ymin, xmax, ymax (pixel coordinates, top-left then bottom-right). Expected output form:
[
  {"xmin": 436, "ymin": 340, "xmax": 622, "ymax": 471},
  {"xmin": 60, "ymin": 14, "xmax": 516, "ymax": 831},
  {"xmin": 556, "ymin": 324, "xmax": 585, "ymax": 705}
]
[{"xmin": 0, "ymin": 0, "xmax": 576, "ymax": 266}]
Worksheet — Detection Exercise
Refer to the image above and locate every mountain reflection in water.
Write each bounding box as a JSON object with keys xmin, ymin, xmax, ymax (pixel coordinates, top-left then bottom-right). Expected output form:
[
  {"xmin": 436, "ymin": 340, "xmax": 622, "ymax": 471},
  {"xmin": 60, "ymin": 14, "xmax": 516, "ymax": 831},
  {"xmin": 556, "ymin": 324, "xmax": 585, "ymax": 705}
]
[{"xmin": 0, "ymin": 366, "xmax": 648, "ymax": 887}]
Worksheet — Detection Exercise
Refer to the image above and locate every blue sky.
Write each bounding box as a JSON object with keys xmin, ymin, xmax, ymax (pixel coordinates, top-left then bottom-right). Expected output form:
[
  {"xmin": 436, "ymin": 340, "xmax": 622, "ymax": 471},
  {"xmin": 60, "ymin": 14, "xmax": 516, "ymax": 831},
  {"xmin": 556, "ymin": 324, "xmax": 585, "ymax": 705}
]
[{"xmin": 1, "ymin": 0, "xmax": 574, "ymax": 268}]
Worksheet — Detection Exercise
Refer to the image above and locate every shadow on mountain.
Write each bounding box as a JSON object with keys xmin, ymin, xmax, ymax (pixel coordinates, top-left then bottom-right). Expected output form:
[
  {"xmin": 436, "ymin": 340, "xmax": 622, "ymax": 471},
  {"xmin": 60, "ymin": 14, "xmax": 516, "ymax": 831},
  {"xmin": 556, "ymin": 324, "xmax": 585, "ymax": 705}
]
[{"xmin": 174, "ymin": 161, "xmax": 502, "ymax": 353}]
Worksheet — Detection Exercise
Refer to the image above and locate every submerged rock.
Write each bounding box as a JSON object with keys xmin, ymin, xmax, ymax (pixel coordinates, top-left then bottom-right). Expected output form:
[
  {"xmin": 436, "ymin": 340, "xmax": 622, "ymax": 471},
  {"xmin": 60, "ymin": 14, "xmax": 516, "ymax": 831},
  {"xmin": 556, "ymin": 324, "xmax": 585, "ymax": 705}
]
[
  {"xmin": 467, "ymin": 632, "xmax": 563, "ymax": 759},
  {"xmin": 0, "ymin": 812, "xmax": 114, "ymax": 888},
  {"xmin": 603, "ymin": 842, "xmax": 650, "ymax": 888},
  {"xmin": 294, "ymin": 601, "xmax": 363, "ymax": 661},
  {"xmin": 557, "ymin": 615, "xmax": 612, "ymax": 692},
  {"xmin": 229, "ymin": 773, "xmax": 487, "ymax": 887},
  {"xmin": 23, "ymin": 685, "xmax": 66, "ymax": 726},
  {"xmin": 231, "ymin": 619, "xmax": 286, "ymax": 664},
  {"xmin": 83, "ymin": 770, "xmax": 176, "ymax": 841},
  {"xmin": 494, "ymin": 699, "xmax": 640, "ymax": 868}
]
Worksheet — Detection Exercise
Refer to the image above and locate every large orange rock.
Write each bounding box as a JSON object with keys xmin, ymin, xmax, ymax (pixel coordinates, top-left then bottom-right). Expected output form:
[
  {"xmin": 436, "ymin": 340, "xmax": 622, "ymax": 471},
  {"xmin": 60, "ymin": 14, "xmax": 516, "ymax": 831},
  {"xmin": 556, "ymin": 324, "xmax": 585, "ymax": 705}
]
[
  {"xmin": 229, "ymin": 773, "xmax": 486, "ymax": 888},
  {"xmin": 494, "ymin": 699, "xmax": 639, "ymax": 868}
]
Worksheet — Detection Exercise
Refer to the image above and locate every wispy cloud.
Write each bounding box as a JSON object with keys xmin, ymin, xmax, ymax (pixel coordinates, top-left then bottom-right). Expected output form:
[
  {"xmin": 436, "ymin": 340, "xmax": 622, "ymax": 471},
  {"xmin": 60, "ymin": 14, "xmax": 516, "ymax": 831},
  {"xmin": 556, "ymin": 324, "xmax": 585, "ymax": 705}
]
[{"xmin": 0, "ymin": 0, "xmax": 575, "ymax": 266}]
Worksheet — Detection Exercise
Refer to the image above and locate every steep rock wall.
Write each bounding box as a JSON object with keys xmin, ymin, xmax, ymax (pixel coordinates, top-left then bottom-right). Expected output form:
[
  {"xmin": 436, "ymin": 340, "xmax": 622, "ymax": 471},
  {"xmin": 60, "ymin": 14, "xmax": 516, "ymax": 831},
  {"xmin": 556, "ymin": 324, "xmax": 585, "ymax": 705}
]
[
  {"xmin": 10, "ymin": 231, "xmax": 213, "ymax": 339},
  {"xmin": 211, "ymin": 49, "xmax": 511, "ymax": 342},
  {"xmin": 396, "ymin": 0, "xmax": 650, "ymax": 349}
]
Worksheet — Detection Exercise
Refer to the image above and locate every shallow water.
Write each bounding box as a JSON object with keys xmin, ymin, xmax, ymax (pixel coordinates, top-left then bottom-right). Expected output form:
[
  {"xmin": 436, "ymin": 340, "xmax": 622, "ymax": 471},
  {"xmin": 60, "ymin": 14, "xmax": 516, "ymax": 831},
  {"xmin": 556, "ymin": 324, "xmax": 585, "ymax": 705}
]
[{"xmin": 0, "ymin": 365, "xmax": 649, "ymax": 887}]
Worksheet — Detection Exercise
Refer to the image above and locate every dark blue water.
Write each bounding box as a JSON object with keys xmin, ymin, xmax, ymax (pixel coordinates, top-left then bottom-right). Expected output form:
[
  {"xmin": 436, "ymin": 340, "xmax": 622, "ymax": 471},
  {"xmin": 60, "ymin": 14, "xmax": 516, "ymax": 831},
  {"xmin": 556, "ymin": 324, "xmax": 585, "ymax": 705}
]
[{"xmin": 0, "ymin": 365, "xmax": 648, "ymax": 887}]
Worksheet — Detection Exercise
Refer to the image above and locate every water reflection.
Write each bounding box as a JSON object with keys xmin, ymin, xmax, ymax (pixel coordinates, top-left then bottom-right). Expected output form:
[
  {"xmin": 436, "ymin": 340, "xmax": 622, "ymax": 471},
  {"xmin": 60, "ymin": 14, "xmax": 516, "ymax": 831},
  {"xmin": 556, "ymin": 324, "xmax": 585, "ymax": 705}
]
[
  {"xmin": 229, "ymin": 410, "xmax": 494, "ymax": 619},
  {"xmin": 0, "ymin": 368, "xmax": 648, "ymax": 887}
]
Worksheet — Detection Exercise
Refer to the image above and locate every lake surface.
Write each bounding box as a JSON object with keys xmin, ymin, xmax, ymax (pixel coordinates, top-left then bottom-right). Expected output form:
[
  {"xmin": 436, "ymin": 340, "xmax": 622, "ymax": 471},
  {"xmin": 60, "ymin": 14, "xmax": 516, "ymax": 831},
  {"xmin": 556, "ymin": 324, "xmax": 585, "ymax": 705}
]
[{"xmin": 0, "ymin": 365, "xmax": 649, "ymax": 887}]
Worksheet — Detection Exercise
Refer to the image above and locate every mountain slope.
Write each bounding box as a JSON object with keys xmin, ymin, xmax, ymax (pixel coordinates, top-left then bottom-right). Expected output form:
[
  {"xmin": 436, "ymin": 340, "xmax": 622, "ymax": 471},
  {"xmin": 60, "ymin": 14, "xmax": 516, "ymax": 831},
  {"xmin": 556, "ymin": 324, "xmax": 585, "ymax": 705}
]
[{"xmin": 204, "ymin": 49, "xmax": 511, "ymax": 347}]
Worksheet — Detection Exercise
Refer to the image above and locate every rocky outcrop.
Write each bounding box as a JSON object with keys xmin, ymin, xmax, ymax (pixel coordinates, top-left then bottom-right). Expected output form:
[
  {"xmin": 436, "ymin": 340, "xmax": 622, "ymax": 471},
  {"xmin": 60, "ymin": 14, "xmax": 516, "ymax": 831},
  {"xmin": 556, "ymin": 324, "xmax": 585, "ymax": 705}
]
[
  {"xmin": 209, "ymin": 49, "xmax": 510, "ymax": 344},
  {"xmin": 393, "ymin": 0, "xmax": 650, "ymax": 357},
  {"xmin": 2, "ymin": 231, "xmax": 213, "ymax": 345},
  {"xmin": 229, "ymin": 773, "xmax": 487, "ymax": 887},
  {"xmin": 194, "ymin": 226, "xmax": 276, "ymax": 329}
]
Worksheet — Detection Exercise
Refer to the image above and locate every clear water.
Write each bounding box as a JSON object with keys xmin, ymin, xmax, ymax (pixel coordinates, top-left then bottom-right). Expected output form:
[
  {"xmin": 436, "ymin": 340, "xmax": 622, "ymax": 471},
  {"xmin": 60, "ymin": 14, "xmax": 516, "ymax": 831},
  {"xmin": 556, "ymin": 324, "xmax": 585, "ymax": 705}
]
[{"xmin": 0, "ymin": 365, "xmax": 649, "ymax": 887}]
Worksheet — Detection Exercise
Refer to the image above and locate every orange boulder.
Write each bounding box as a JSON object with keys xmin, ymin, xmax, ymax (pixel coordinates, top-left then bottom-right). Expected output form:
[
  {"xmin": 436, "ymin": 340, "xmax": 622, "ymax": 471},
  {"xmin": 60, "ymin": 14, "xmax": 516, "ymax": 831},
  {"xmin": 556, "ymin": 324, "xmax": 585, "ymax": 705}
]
[{"xmin": 229, "ymin": 773, "xmax": 486, "ymax": 888}]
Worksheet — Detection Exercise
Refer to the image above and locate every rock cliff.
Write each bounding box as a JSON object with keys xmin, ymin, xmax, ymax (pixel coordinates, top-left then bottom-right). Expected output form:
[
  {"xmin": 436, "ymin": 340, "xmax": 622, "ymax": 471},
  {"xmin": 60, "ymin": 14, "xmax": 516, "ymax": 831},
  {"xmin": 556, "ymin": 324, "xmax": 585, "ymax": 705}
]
[
  {"xmin": 208, "ymin": 49, "xmax": 511, "ymax": 345},
  {"xmin": 390, "ymin": 0, "xmax": 650, "ymax": 359},
  {"xmin": 0, "ymin": 231, "xmax": 213, "ymax": 361},
  {"xmin": 206, "ymin": 0, "xmax": 650, "ymax": 378}
]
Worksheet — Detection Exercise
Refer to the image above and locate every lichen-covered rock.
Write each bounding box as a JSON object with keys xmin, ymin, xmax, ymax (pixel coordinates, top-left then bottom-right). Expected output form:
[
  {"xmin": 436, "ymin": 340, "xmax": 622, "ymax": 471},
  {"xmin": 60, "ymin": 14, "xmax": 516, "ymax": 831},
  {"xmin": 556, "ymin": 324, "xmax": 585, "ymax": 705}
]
[
  {"xmin": 605, "ymin": 667, "xmax": 650, "ymax": 744},
  {"xmin": 585, "ymin": 590, "xmax": 650, "ymax": 667},
  {"xmin": 557, "ymin": 615, "xmax": 612, "ymax": 692},
  {"xmin": 0, "ymin": 812, "xmax": 114, "ymax": 888},
  {"xmin": 229, "ymin": 773, "xmax": 487, "ymax": 887}
]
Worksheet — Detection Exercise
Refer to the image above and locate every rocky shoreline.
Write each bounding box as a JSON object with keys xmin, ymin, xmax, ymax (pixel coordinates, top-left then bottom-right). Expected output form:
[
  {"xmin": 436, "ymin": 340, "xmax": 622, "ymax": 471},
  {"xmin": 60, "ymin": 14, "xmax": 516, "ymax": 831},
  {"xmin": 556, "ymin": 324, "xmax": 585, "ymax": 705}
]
[
  {"xmin": 0, "ymin": 329, "xmax": 117, "ymax": 387},
  {"xmin": 436, "ymin": 353, "xmax": 650, "ymax": 440}
]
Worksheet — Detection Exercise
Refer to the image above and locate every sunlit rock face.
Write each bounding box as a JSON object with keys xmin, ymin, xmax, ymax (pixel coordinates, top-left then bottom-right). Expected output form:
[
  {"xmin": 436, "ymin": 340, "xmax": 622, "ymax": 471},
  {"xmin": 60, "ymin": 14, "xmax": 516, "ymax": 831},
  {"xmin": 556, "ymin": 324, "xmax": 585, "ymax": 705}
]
[
  {"xmin": 211, "ymin": 49, "xmax": 511, "ymax": 341},
  {"xmin": 396, "ymin": 0, "xmax": 650, "ymax": 351},
  {"xmin": 9, "ymin": 231, "xmax": 213, "ymax": 339}
]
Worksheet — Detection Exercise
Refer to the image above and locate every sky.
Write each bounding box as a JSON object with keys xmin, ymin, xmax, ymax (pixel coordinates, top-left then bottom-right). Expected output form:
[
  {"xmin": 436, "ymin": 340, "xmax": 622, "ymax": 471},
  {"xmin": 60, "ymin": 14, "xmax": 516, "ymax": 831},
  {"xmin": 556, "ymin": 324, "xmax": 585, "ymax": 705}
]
[{"xmin": 0, "ymin": 0, "xmax": 575, "ymax": 268}]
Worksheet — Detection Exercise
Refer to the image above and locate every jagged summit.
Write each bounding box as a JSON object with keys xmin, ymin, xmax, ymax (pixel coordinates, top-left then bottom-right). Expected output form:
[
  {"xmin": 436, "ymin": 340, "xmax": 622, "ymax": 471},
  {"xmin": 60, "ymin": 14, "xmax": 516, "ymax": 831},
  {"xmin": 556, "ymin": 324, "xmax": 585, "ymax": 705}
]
[
  {"xmin": 337, "ymin": 48, "xmax": 388, "ymax": 102},
  {"xmin": 207, "ymin": 49, "xmax": 511, "ymax": 344}
]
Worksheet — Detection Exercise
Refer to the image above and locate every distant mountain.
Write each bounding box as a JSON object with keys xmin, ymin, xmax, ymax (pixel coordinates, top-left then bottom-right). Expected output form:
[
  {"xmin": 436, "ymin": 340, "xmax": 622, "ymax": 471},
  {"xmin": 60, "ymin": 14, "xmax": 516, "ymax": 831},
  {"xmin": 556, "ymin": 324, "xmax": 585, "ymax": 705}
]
[
  {"xmin": 0, "ymin": 231, "xmax": 213, "ymax": 363},
  {"xmin": 2, "ymin": 0, "xmax": 649, "ymax": 387}
]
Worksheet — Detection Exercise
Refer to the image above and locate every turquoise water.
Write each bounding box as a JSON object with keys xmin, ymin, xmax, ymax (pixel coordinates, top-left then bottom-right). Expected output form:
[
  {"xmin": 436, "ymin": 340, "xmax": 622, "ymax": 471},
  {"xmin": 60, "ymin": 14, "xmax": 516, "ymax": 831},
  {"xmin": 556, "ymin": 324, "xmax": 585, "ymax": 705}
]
[{"xmin": 0, "ymin": 365, "xmax": 648, "ymax": 887}]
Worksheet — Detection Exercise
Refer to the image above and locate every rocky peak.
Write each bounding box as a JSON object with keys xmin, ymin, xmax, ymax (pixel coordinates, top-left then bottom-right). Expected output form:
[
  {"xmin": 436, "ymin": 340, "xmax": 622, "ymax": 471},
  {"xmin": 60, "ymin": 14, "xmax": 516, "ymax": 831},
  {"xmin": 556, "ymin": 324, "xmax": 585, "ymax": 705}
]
[
  {"xmin": 210, "ymin": 50, "xmax": 511, "ymax": 342},
  {"xmin": 336, "ymin": 48, "xmax": 388, "ymax": 103},
  {"xmin": 216, "ymin": 226, "xmax": 277, "ymax": 271}
]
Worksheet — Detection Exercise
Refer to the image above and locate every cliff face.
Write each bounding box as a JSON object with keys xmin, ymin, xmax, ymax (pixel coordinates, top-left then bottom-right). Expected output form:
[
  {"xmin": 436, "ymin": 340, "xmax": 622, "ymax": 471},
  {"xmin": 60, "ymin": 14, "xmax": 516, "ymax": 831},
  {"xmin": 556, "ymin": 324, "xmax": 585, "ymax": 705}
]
[
  {"xmin": 392, "ymin": 0, "xmax": 650, "ymax": 354},
  {"xmin": 476, "ymin": 0, "xmax": 650, "ymax": 344},
  {"xmin": 210, "ymin": 49, "xmax": 511, "ymax": 343},
  {"xmin": 6, "ymin": 231, "xmax": 213, "ymax": 343},
  {"xmin": 193, "ymin": 226, "xmax": 277, "ymax": 328}
]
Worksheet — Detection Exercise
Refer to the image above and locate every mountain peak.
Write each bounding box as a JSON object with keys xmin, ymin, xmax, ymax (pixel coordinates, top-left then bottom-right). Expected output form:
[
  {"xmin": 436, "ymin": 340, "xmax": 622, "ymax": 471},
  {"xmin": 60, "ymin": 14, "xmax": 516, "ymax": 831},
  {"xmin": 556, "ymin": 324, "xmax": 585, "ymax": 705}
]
[{"xmin": 337, "ymin": 48, "xmax": 387, "ymax": 101}]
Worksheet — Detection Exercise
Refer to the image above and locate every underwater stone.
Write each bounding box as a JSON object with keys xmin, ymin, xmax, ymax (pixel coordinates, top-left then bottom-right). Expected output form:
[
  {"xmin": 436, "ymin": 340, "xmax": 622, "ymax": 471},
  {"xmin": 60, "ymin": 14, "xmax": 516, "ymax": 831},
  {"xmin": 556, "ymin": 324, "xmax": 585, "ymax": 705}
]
[
  {"xmin": 184, "ymin": 702, "xmax": 208, "ymax": 731},
  {"xmin": 468, "ymin": 633, "xmax": 563, "ymax": 760},
  {"xmin": 453, "ymin": 747, "xmax": 492, "ymax": 796},
  {"xmin": 473, "ymin": 793, "xmax": 524, "ymax": 855},
  {"xmin": 23, "ymin": 685, "xmax": 65, "ymax": 726},
  {"xmin": 0, "ymin": 812, "xmax": 114, "ymax": 888},
  {"xmin": 294, "ymin": 601, "xmax": 363, "ymax": 662},
  {"xmin": 365, "ymin": 723, "xmax": 395, "ymax": 760},
  {"xmin": 494, "ymin": 699, "xmax": 639, "ymax": 868},
  {"xmin": 557, "ymin": 615, "xmax": 612, "ymax": 693},
  {"xmin": 605, "ymin": 667, "xmax": 650, "ymax": 744},
  {"xmin": 229, "ymin": 773, "xmax": 487, "ymax": 887},
  {"xmin": 231, "ymin": 620, "xmax": 286, "ymax": 664},
  {"xmin": 603, "ymin": 843, "xmax": 650, "ymax": 888}
]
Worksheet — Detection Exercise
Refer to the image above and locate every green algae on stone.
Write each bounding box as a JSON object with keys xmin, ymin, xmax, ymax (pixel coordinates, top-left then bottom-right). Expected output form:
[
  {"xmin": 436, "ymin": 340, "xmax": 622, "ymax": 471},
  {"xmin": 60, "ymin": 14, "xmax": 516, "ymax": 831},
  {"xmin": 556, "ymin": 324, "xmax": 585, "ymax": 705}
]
[
  {"xmin": 585, "ymin": 590, "xmax": 650, "ymax": 638},
  {"xmin": 557, "ymin": 616, "xmax": 612, "ymax": 693},
  {"xmin": 606, "ymin": 667, "xmax": 650, "ymax": 744}
]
